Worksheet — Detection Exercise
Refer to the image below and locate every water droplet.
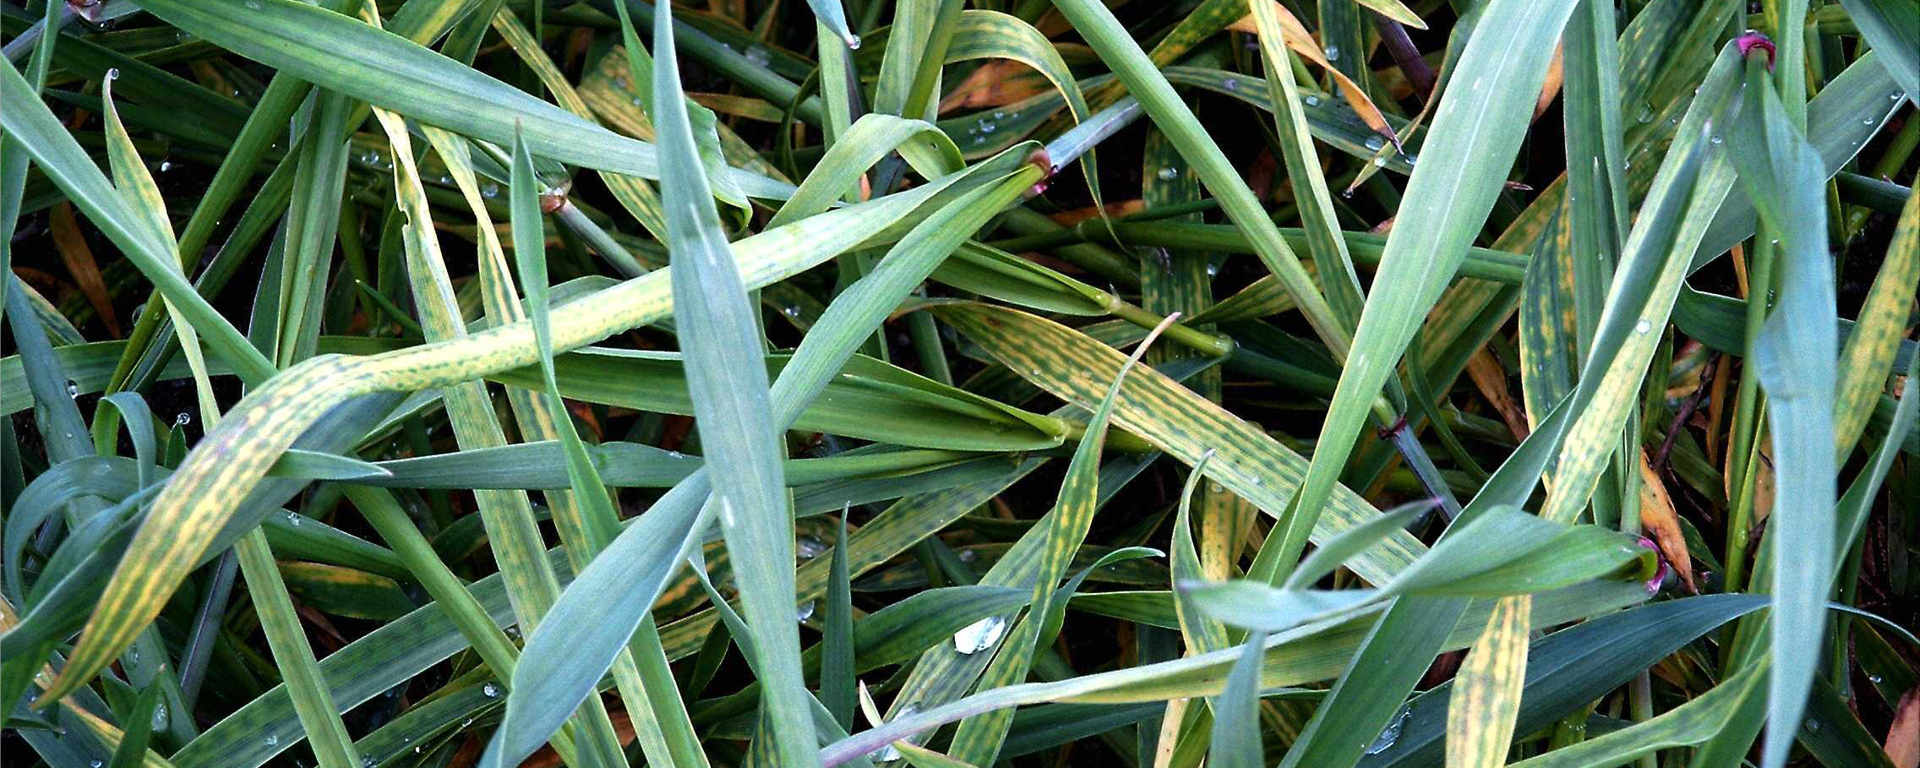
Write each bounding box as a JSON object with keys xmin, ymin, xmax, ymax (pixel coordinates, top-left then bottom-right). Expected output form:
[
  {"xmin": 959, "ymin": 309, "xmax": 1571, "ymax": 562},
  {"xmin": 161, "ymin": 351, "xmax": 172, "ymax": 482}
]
[
  {"xmin": 979, "ymin": 120, "xmax": 997, "ymax": 134},
  {"xmin": 1223, "ymin": 78, "xmax": 1239, "ymax": 91},
  {"xmin": 666, "ymin": 451, "xmax": 685, "ymax": 459},
  {"xmin": 1304, "ymin": 94, "xmax": 1321, "ymax": 107},
  {"xmin": 846, "ymin": 34, "xmax": 862, "ymax": 50},
  {"xmin": 152, "ymin": 704, "xmax": 168, "ymax": 730},
  {"xmin": 1711, "ymin": 134, "xmax": 1724, "ymax": 145},
  {"xmin": 1803, "ymin": 718, "xmax": 1822, "ymax": 733},
  {"xmin": 958, "ymin": 549, "xmax": 978, "ymax": 563},
  {"xmin": 1364, "ymin": 136, "xmax": 1387, "ymax": 152},
  {"xmin": 993, "ymin": 111, "xmax": 1006, "ymax": 120},
  {"xmin": 1366, "ymin": 707, "xmax": 1410, "ymax": 754},
  {"xmin": 783, "ymin": 305, "xmax": 802, "ymax": 317},
  {"xmin": 361, "ymin": 757, "xmax": 375, "ymax": 768},
  {"xmin": 266, "ymin": 734, "xmax": 280, "ymax": 747},
  {"xmin": 244, "ymin": 0, "xmax": 262, "ymax": 9},
  {"xmin": 873, "ymin": 705, "xmax": 918, "ymax": 761},
  {"xmin": 462, "ymin": 717, "xmax": 475, "ymax": 727},
  {"xmin": 1157, "ymin": 166, "xmax": 1179, "ymax": 181},
  {"xmin": 1325, "ymin": 45, "xmax": 1341, "ymax": 61},
  {"xmin": 175, "ymin": 412, "xmax": 192, "ymax": 427},
  {"xmin": 483, "ymin": 682, "xmax": 501, "ymax": 697},
  {"xmin": 1635, "ymin": 320, "xmax": 1651, "ymax": 335},
  {"xmin": 1372, "ymin": 157, "xmax": 1387, "ymax": 167},
  {"xmin": 745, "ymin": 46, "xmax": 771, "ymax": 67},
  {"xmin": 482, "ymin": 183, "xmax": 500, "ymax": 198},
  {"xmin": 1863, "ymin": 118, "xmax": 1875, "ymax": 125},
  {"xmin": 953, "ymin": 615, "xmax": 1009, "ymax": 654},
  {"xmin": 797, "ymin": 536, "xmax": 828, "ymax": 559},
  {"xmin": 1893, "ymin": 92, "xmax": 1906, "ymax": 101},
  {"xmin": 614, "ymin": 77, "xmax": 629, "ymax": 90},
  {"xmin": 1869, "ymin": 674, "xmax": 1884, "ymax": 684},
  {"xmin": 67, "ymin": 380, "xmax": 80, "ymax": 398},
  {"xmin": 796, "ymin": 601, "xmax": 816, "ymax": 622},
  {"xmin": 159, "ymin": 161, "xmax": 172, "ymax": 172}
]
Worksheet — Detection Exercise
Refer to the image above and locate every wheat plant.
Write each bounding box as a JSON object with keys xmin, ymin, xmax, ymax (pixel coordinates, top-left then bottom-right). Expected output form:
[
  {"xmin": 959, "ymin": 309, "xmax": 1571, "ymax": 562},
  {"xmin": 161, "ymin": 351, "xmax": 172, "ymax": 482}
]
[{"xmin": 1, "ymin": 0, "xmax": 1916, "ymax": 767}]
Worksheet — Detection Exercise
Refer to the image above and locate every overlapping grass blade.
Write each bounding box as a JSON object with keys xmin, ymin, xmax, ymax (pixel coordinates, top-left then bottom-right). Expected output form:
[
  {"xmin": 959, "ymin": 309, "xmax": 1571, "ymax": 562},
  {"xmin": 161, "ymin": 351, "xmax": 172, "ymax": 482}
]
[
  {"xmin": 944, "ymin": 316, "xmax": 1175, "ymax": 764},
  {"xmin": 1262, "ymin": 0, "xmax": 1579, "ymax": 584},
  {"xmin": 1725, "ymin": 56, "xmax": 1840, "ymax": 768},
  {"xmin": 7, "ymin": 3, "xmax": 1917, "ymax": 767},
  {"xmin": 1834, "ymin": 0, "xmax": 1917, "ymax": 105},
  {"xmin": 1049, "ymin": 0, "xmax": 1349, "ymax": 357},
  {"xmin": 131, "ymin": 0, "xmax": 795, "ymax": 201}
]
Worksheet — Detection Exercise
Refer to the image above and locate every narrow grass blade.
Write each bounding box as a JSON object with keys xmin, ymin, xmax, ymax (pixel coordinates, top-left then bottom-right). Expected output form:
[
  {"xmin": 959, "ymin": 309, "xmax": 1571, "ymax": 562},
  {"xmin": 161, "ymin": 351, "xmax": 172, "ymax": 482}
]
[
  {"xmin": 1263, "ymin": 0, "xmax": 1580, "ymax": 581},
  {"xmin": 1172, "ymin": 452, "xmax": 1230, "ymax": 655},
  {"xmin": 824, "ymin": 514, "xmax": 857, "ymax": 730},
  {"xmin": 1504, "ymin": 667, "xmax": 1767, "ymax": 768},
  {"xmin": 1726, "ymin": 58, "xmax": 1839, "ymax": 768},
  {"xmin": 1049, "ymin": 0, "xmax": 1350, "ymax": 358},
  {"xmin": 131, "ymin": 0, "xmax": 795, "ymax": 201},
  {"xmin": 1833, "ymin": 186, "xmax": 1919, "ymax": 456},
  {"xmin": 1208, "ymin": 630, "xmax": 1268, "ymax": 768},
  {"xmin": 1356, "ymin": 594, "xmax": 1771, "ymax": 767},
  {"xmin": 234, "ymin": 531, "xmax": 361, "ymax": 768},
  {"xmin": 0, "ymin": 57, "xmax": 270, "ymax": 384},
  {"xmin": 648, "ymin": 7, "xmax": 810, "ymax": 766},
  {"xmin": 934, "ymin": 303, "xmax": 1425, "ymax": 585},
  {"xmin": 1835, "ymin": 0, "xmax": 1918, "ymax": 102},
  {"xmin": 1444, "ymin": 595, "xmax": 1531, "ymax": 768},
  {"xmin": 945, "ymin": 316, "xmax": 1178, "ymax": 765}
]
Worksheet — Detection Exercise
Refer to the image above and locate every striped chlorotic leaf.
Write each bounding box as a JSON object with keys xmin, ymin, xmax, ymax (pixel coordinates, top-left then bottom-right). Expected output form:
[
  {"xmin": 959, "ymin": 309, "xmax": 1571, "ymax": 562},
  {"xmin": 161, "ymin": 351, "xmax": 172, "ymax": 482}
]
[
  {"xmin": 1171, "ymin": 453, "xmax": 1230, "ymax": 655},
  {"xmin": 1443, "ymin": 595, "xmax": 1531, "ymax": 768},
  {"xmin": 1503, "ymin": 667, "xmax": 1768, "ymax": 768},
  {"xmin": 41, "ymin": 147, "xmax": 1027, "ymax": 704},
  {"xmin": 945, "ymin": 316, "xmax": 1178, "ymax": 765},
  {"xmin": 934, "ymin": 301, "xmax": 1426, "ymax": 585},
  {"xmin": 1261, "ymin": 0, "xmax": 1582, "ymax": 590},
  {"xmin": 1832, "ymin": 173, "xmax": 1920, "ymax": 456},
  {"xmin": 1355, "ymin": 594, "xmax": 1771, "ymax": 767},
  {"xmin": 130, "ymin": 0, "xmax": 796, "ymax": 201},
  {"xmin": 819, "ymin": 579, "xmax": 1650, "ymax": 765}
]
